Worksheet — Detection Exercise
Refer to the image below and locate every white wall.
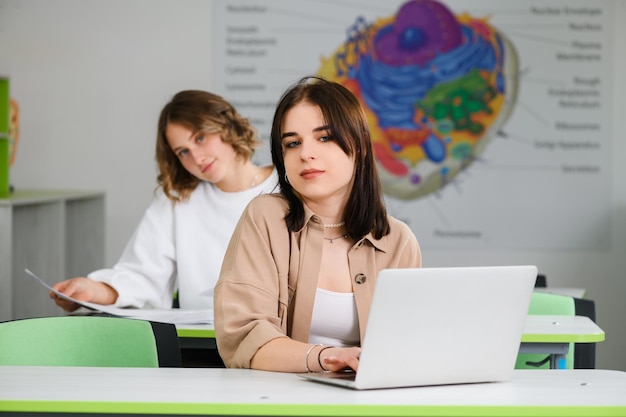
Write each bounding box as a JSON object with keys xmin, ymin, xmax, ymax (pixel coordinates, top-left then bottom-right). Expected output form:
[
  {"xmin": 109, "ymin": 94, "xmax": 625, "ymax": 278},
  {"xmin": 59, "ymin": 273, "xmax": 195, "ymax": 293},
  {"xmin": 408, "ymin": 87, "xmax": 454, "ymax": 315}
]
[
  {"xmin": 419, "ymin": 0, "xmax": 626, "ymax": 366},
  {"xmin": 1, "ymin": 0, "xmax": 624, "ymax": 371},
  {"xmin": 0, "ymin": 0, "xmax": 216, "ymax": 265}
]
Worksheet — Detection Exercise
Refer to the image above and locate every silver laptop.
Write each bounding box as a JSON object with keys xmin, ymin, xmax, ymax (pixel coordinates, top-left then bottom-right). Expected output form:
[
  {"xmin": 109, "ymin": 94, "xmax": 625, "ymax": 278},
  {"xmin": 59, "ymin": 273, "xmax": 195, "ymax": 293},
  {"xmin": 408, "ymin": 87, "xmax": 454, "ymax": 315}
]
[{"xmin": 299, "ymin": 265, "xmax": 537, "ymax": 390}]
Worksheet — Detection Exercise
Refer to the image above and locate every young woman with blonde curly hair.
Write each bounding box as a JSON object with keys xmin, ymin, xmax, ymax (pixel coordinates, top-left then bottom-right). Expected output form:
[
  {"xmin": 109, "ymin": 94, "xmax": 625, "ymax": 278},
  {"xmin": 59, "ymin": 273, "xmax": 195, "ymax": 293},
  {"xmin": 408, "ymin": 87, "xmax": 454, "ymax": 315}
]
[{"xmin": 52, "ymin": 90, "xmax": 277, "ymax": 311}]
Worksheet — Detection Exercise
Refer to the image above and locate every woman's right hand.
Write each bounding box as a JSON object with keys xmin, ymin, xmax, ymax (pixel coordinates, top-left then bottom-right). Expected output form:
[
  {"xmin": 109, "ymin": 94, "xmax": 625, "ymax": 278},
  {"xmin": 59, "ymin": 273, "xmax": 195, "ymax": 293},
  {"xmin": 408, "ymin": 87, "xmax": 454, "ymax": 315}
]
[
  {"xmin": 50, "ymin": 278, "xmax": 118, "ymax": 312},
  {"xmin": 319, "ymin": 346, "xmax": 362, "ymax": 372}
]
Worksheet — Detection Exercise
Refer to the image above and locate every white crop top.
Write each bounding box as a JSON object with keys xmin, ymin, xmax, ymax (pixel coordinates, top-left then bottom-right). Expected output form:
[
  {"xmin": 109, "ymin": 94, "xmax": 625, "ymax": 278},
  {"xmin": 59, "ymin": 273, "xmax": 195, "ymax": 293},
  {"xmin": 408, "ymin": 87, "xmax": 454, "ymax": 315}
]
[{"xmin": 308, "ymin": 288, "xmax": 360, "ymax": 347}]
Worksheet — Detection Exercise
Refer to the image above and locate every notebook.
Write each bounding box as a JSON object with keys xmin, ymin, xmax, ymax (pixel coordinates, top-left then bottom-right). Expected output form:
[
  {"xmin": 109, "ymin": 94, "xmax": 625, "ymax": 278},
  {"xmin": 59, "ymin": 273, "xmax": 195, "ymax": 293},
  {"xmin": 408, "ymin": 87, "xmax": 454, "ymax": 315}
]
[{"xmin": 299, "ymin": 265, "xmax": 537, "ymax": 390}]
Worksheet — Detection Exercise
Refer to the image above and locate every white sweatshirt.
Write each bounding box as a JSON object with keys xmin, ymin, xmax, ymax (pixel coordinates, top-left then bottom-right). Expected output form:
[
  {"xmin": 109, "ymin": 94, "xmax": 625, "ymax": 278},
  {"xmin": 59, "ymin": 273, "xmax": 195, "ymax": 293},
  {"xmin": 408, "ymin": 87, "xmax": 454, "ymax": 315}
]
[{"xmin": 89, "ymin": 168, "xmax": 278, "ymax": 309}]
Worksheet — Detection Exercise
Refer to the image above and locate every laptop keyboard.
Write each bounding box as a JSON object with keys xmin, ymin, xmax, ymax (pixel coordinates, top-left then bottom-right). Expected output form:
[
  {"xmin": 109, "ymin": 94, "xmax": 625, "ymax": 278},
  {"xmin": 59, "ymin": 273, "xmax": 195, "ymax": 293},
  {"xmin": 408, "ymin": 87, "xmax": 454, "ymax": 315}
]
[{"xmin": 328, "ymin": 372, "xmax": 356, "ymax": 381}]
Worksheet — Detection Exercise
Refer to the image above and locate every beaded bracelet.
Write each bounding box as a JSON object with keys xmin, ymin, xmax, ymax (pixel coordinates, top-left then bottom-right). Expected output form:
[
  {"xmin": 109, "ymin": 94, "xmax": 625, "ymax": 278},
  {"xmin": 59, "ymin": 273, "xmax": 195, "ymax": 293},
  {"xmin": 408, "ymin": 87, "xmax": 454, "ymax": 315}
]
[
  {"xmin": 304, "ymin": 344, "xmax": 323, "ymax": 372},
  {"xmin": 317, "ymin": 346, "xmax": 334, "ymax": 372}
]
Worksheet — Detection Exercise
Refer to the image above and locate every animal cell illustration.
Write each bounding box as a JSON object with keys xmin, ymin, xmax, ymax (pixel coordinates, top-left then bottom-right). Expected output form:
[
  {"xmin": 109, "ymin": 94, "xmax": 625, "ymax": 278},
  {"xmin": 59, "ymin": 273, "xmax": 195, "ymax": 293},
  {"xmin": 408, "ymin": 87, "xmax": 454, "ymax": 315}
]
[{"xmin": 317, "ymin": 0, "xmax": 519, "ymax": 199}]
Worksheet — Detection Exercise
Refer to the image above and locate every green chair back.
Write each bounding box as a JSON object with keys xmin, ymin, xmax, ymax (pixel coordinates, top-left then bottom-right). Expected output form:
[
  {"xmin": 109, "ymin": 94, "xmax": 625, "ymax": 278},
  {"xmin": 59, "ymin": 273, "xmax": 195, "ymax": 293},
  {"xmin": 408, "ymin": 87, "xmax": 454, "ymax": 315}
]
[
  {"xmin": 515, "ymin": 292, "xmax": 576, "ymax": 369},
  {"xmin": 526, "ymin": 292, "xmax": 576, "ymax": 316},
  {"xmin": 0, "ymin": 316, "xmax": 180, "ymax": 367}
]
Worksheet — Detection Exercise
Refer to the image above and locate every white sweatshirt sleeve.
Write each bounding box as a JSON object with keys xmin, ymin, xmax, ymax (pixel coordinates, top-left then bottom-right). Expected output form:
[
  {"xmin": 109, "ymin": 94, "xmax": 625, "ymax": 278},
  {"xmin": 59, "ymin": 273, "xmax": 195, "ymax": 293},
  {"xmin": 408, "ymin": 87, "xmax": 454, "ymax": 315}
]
[{"xmin": 88, "ymin": 192, "xmax": 177, "ymax": 309}]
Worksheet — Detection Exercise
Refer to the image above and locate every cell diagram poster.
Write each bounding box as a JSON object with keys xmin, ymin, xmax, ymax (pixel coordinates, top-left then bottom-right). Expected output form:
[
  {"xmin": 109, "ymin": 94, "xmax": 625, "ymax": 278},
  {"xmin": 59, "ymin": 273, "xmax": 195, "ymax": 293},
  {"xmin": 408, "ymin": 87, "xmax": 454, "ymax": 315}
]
[{"xmin": 212, "ymin": 0, "xmax": 614, "ymax": 250}]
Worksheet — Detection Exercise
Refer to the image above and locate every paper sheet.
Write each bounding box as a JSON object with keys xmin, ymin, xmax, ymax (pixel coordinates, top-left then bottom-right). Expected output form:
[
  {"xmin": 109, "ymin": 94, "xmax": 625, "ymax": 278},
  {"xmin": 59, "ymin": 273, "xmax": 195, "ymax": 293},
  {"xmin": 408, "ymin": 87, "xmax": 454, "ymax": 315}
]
[{"xmin": 24, "ymin": 268, "xmax": 213, "ymax": 324}]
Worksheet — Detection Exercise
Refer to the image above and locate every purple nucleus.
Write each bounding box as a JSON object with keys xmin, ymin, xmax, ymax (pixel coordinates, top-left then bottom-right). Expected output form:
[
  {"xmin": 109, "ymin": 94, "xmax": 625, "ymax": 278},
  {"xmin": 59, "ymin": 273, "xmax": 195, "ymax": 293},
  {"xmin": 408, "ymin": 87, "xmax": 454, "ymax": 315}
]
[{"xmin": 374, "ymin": 0, "xmax": 463, "ymax": 67}]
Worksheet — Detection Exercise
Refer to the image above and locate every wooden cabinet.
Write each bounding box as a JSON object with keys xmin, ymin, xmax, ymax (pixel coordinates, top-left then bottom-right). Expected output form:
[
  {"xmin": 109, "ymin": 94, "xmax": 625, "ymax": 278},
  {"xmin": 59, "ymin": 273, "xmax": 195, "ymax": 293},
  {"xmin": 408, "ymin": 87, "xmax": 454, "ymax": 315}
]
[{"xmin": 0, "ymin": 190, "xmax": 105, "ymax": 321}]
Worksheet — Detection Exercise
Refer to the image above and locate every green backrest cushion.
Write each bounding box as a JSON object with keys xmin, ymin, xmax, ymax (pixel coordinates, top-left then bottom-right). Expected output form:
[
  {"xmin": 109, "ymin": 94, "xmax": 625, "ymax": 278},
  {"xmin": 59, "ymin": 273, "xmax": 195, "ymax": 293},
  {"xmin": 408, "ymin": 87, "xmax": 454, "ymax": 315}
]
[
  {"xmin": 515, "ymin": 292, "xmax": 576, "ymax": 369},
  {"xmin": 527, "ymin": 292, "xmax": 576, "ymax": 316},
  {"xmin": 0, "ymin": 316, "xmax": 159, "ymax": 367}
]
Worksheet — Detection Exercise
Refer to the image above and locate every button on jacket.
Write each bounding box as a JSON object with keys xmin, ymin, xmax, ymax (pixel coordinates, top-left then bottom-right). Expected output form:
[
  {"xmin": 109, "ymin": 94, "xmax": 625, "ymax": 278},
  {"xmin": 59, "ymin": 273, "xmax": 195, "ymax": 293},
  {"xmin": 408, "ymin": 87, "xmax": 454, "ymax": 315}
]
[{"xmin": 214, "ymin": 193, "xmax": 422, "ymax": 368}]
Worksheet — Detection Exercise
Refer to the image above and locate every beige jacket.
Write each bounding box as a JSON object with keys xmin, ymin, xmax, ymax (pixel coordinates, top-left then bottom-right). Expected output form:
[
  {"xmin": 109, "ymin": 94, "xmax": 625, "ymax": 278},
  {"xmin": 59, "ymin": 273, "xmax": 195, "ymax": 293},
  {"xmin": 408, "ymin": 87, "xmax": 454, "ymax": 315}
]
[{"xmin": 214, "ymin": 193, "xmax": 422, "ymax": 368}]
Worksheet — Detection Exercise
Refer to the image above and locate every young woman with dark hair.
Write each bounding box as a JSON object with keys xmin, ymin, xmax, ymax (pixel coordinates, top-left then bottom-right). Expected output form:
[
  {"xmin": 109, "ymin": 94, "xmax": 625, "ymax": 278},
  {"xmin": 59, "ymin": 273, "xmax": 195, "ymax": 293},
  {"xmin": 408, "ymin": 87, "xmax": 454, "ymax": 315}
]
[{"xmin": 214, "ymin": 76, "xmax": 421, "ymax": 373}]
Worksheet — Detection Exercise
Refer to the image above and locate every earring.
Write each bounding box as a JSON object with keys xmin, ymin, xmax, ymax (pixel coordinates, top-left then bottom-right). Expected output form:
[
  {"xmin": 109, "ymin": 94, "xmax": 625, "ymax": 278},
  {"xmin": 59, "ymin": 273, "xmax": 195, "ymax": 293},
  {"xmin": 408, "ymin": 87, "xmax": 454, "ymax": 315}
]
[{"xmin": 284, "ymin": 173, "xmax": 290, "ymax": 184}]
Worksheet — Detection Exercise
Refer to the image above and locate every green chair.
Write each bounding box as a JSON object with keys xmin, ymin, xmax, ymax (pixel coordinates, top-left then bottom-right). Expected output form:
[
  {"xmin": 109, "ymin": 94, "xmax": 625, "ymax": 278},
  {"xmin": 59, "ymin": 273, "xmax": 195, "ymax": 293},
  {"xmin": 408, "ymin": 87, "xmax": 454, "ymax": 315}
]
[
  {"xmin": 0, "ymin": 316, "xmax": 181, "ymax": 367},
  {"xmin": 572, "ymin": 297, "xmax": 597, "ymax": 369},
  {"xmin": 515, "ymin": 292, "xmax": 575, "ymax": 370}
]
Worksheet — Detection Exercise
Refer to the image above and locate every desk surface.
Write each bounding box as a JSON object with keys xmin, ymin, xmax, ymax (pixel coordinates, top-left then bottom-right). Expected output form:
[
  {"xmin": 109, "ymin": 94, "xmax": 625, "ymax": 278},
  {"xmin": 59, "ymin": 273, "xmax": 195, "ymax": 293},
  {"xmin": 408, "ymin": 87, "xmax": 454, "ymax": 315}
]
[
  {"xmin": 0, "ymin": 367, "xmax": 624, "ymax": 417},
  {"xmin": 175, "ymin": 315, "xmax": 605, "ymax": 343},
  {"xmin": 521, "ymin": 315, "xmax": 604, "ymax": 343},
  {"xmin": 0, "ymin": 189, "xmax": 105, "ymax": 205},
  {"xmin": 176, "ymin": 323, "xmax": 215, "ymax": 338}
]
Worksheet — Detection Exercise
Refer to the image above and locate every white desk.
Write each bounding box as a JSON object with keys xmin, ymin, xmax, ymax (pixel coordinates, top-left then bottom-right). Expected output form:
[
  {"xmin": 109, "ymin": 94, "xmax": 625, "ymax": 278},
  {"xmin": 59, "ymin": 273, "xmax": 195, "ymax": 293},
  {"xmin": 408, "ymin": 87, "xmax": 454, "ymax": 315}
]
[
  {"xmin": 176, "ymin": 323, "xmax": 215, "ymax": 345},
  {"xmin": 175, "ymin": 315, "xmax": 605, "ymax": 369},
  {"xmin": 175, "ymin": 315, "xmax": 604, "ymax": 341},
  {"xmin": 0, "ymin": 367, "xmax": 624, "ymax": 416},
  {"xmin": 522, "ymin": 315, "xmax": 604, "ymax": 343},
  {"xmin": 520, "ymin": 315, "xmax": 604, "ymax": 369}
]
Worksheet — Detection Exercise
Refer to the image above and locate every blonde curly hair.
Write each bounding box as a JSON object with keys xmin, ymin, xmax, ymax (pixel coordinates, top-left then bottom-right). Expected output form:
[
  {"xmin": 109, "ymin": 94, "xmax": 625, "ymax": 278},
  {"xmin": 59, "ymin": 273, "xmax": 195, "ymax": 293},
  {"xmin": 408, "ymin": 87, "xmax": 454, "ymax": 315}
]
[{"xmin": 156, "ymin": 90, "xmax": 261, "ymax": 202}]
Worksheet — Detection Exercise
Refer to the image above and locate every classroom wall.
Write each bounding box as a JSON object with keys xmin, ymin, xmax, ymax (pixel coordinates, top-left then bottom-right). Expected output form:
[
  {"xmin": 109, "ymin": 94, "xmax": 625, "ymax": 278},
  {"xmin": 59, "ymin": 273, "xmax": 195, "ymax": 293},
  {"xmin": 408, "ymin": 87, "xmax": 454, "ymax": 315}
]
[{"xmin": 1, "ymin": 0, "xmax": 624, "ymax": 371}]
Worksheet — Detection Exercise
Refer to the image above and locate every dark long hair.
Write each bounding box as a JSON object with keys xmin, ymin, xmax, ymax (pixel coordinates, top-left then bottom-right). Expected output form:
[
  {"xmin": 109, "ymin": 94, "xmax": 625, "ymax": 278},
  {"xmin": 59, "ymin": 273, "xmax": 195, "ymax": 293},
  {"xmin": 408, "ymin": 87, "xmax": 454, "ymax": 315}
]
[
  {"xmin": 270, "ymin": 76, "xmax": 390, "ymax": 239},
  {"xmin": 156, "ymin": 90, "xmax": 260, "ymax": 202}
]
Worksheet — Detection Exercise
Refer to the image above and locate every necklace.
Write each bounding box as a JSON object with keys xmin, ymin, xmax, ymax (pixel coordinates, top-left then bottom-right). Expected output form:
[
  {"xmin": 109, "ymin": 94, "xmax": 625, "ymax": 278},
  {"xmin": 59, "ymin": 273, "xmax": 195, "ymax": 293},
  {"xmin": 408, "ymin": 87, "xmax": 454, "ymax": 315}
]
[
  {"xmin": 324, "ymin": 234, "xmax": 348, "ymax": 244},
  {"xmin": 324, "ymin": 222, "xmax": 345, "ymax": 228}
]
